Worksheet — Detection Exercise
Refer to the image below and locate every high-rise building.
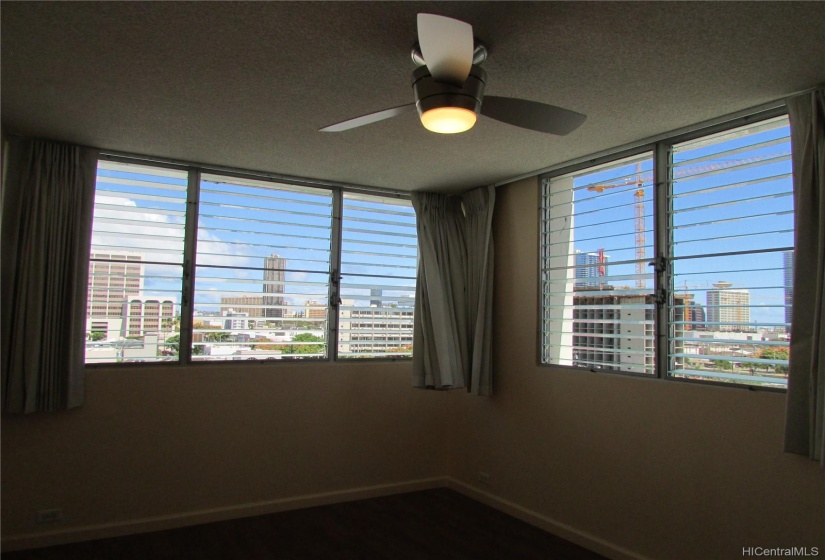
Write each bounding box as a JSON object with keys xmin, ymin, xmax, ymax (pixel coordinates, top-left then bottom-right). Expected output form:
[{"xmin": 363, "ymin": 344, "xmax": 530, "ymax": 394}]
[
  {"xmin": 706, "ymin": 281, "xmax": 750, "ymax": 332},
  {"xmin": 574, "ymin": 250, "xmax": 608, "ymax": 287},
  {"xmin": 571, "ymin": 292, "xmax": 656, "ymax": 374},
  {"xmin": 783, "ymin": 251, "xmax": 794, "ymax": 331},
  {"xmin": 86, "ymin": 253, "xmax": 181, "ymax": 342},
  {"xmin": 263, "ymin": 255, "xmax": 286, "ymax": 318},
  {"xmin": 87, "ymin": 252, "xmax": 144, "ymax": 339},
  {"xmin": 686, "ymin": 305, "xmax": 706, "ymax": 331},
  {"xmin": 370, "ymin": 288, "xmax": 383, "ymax": 307},
  {"xmin": 220, "ymin": 295, "xmax": 264, "ymax": 321},
  {"xmin": 678, "ymin": 292, "xmax": 706, "ymax": 331},
  {"xmin": 124, "ymin": 298, "xmax": 175, "ymax": 337},
  {"xmin": 87, "ymin": 252, "xmax": 143, "ymax": 317},
  {"xmin": 570, "ymin": 292, "xmax": 686, "ymax": 374},
  {"xmin": 303, "ymin": 300, "xmax": 327, "ymax": 319},
  {"xmin": 338, "ymin": 303, "xmax": 414, "ymax": 356}
]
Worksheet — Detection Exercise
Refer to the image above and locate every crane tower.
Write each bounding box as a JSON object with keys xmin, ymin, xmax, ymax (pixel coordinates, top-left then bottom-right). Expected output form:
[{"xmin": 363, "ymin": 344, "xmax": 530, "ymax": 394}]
[
  {"xmin": 586, "ymin": 154, "xmax": 782, "ymax": 290},
  {"xmin": 587, "ymin": 162, "xmax": 646, "ymax": 288}
]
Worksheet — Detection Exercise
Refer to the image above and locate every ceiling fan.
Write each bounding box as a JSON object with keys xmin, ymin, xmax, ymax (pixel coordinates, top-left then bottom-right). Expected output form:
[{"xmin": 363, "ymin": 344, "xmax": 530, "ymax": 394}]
[{"xmin": 320, "ymin": 13, "xmax": 586, "ymax": 135}]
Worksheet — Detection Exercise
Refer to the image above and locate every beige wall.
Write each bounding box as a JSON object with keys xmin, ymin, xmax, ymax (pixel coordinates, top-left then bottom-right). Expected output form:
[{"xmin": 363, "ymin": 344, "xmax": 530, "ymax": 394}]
[
  {"xmin": 1, "ymin": 361, "xmax": 449, "ymax": 542},
  {"xmin": 446, "ymin": 177, "xmax": 825, "ymax": 560}
]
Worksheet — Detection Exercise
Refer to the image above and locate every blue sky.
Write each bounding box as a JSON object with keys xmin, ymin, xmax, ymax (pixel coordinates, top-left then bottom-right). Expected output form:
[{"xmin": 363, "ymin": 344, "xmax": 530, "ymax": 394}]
[
  {"xmin": 91, "ymin": 165, "xmax": 417, "ymax": 324},
  {"xmin": 553, "ymin": 115, "xmax": 793, "ymax": 327},
  {"xmin": 93, "ymin": 115, "xmax": 793, "ymax": 333}
]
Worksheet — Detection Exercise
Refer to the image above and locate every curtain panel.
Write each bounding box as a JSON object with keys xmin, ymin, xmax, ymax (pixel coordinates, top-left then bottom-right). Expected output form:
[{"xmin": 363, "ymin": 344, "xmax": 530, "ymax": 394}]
[
  {"xmin": 411, "ymin": 186, "xmax": 495, "ymax": 395},
  {"xmin": 783, "ymin": 88, "xmax": 825, "ymax": 465},
  {"xmin": 1, "ymin": 137, "xmax": 98, "ymax": 413}
]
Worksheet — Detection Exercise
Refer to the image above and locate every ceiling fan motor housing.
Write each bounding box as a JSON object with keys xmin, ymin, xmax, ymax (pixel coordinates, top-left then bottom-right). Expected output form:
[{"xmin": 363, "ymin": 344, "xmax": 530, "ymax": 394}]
[{"xmin": 411, "ymin": 64, "xmax": 487, "ymax": 117}]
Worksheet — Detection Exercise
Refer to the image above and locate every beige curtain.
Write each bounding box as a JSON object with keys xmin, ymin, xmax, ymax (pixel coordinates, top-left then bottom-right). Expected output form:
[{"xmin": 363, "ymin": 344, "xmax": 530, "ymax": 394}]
[
  {"xmin": 1, "ymin": 137, "xmax": 98, "ymax": 413},
  {"xmin": 462, "ymin": 187, "xmax": 495, "ymax": 396},
  {"xmin": 783, "ymin": 89, "xmax": 825, "ymax": 465},
  {"xmin": 411, "ymin": 186, "xmax": 495, "ymax": 395}
]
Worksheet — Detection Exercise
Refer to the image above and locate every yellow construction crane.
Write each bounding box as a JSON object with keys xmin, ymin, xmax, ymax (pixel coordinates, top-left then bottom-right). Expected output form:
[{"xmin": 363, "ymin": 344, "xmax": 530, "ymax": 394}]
[
  {"xmin": 586, "ymin": 154, "xmax": 785, "ymax": 289},
  {"xmin": 587, "ymin": 162, "xmax": 646, "ymax": 288}
]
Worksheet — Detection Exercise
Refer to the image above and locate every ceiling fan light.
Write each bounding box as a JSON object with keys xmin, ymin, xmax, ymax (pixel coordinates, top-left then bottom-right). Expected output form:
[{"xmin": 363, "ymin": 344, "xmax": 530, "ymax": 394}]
[{"xmin": 420, "ymin": 106, "xmax": 477, "ymax": 134}]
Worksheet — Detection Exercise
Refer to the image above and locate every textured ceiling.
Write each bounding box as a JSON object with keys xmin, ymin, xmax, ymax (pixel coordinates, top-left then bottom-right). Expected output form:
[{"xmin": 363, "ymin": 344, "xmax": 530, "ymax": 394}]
[{"xmin": 2, "ymin": 1, "xmax": 824, "ymax": 193}]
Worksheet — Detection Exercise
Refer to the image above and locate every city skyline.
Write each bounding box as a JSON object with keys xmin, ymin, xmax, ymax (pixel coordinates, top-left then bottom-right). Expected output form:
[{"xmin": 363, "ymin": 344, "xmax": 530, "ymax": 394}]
[
  {"xmin": 542, "ymin": 115, "xmax": 793, "ymax": 387},
  {"xmin": 87, "ymin": 163, "xmax": 418, "ymax": 361}
]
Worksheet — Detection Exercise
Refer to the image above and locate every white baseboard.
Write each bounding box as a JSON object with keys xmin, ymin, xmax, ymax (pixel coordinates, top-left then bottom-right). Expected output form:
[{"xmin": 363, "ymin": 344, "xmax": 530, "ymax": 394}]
[
  {"xmin": 446, "ymin": 478, "xmax": 651, "ymax": 560},
  {"xmin": 1, "ymin": 477, "xmax": 447, "ymax": 552}
]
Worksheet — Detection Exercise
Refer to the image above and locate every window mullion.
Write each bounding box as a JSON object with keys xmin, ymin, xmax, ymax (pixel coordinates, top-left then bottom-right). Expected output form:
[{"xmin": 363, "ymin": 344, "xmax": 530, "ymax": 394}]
[
  {"xmin": 654, "ymin": 142, "xmax": 672, "ymax": 380},
  {"xmin": 179, "ymin": 168, "xmax": 201, "ymax": 364},
  {"xmin": 328, "ymin": 189, "xmax": 344, "ymax": 361}
]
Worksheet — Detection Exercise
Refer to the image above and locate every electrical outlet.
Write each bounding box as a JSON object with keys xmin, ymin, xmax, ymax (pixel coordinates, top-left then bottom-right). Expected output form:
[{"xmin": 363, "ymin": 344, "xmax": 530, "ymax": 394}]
[
  {"xmin": 36, "ymin": 508, "xmax": 63, "ymax": 524},
  {"xmin": 477, "ymin": 471, "xmax": 491, "ymax": 486}
]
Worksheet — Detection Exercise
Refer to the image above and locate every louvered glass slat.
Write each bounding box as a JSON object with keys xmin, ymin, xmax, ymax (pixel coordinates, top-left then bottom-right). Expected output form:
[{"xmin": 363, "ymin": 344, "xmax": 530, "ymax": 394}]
[
  {"xmin": 338, "ymin": 193, "xmax": 417, "ymax": 359},
  {"xmin": 668, "ymin": 115, "xmax": 792, "ymax": 388},
  {"xmin": 85, "ymin": 161, "xmax": 188, "ymax": 364},
  {"xmin": 193, "ymin": 174, "xmax": 333, "ymax": 361},
  {"xmin": 541, "ymin": 152, "xmax": 656, "ymax": 375}
]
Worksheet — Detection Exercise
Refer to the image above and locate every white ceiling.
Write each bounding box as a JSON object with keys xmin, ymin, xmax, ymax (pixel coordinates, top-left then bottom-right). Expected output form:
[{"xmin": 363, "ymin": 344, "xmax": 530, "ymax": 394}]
[{"xmin": 2, "ymin": 1, "xmax": 824, "ymax": 193}]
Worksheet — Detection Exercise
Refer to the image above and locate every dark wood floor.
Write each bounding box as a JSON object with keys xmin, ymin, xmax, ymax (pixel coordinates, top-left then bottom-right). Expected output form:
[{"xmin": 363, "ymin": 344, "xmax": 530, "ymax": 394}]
[{"xmin": 3, "ymin": 488, "xmax": 608, "ymax": 560}]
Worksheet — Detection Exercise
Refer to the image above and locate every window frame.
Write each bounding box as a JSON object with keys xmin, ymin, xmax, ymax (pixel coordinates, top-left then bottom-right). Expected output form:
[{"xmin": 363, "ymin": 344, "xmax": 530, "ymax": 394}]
[
  {"xmin": 537, "ymin": 105, "xmax": 792, "ymax": 392},
  {"xmin": 86, "ymin": 153, "xmax": 417, "ymax": 367}
]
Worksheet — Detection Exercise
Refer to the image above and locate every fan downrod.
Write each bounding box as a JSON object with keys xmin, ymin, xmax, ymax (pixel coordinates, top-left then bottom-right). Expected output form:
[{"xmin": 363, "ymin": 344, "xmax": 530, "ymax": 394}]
[{"xmin": 411, "ymin": 42, "xmax": 488, "ymax": 67}]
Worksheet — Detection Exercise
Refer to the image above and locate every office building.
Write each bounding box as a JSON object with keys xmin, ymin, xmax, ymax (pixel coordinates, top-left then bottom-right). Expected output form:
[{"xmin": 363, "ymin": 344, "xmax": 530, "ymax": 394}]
[
  {"xmin": 220, "ymin": 295, "xmax": 264, "ymax": 322},
  {"xmin": 784, "ymin": 250, "xmax": 794, "ymax": 331},
  {"xmin": 86, "ymin": 252, "xmax": 144, "ymax": 339},
  {"xmin": 706, "ymin": 281, "xmax": 751, "ymax": 332},
  {"xmin": 370, "ymin": 288, "xmax": 383, "ymax": 307},
  {"xmin": 263, "ymin": 254, "xmax": 286, "ymax": 318},
  {"xmin": 571, "ymin": 292, "xmax": 689, "ymax": 374},
  {"xmin": 338, "ymin": 304, "xmax": 414, "ymax": 356},
  {"xmin": 124, "ymin": 297, "xmax": 176, "ymax": 337},
  {"xmin": 222, "ymin": 311, "xmax": 250, "ymax": 331},
  {"xmin": 574, "ymin": 250, "xmax": 608, "ymax": 287},
  {"xmin": 303, "ymin": 300, "xmax": 327, "ymax": 320},
  {"xmin": 87, "ymin": 252, "xmax": 143, "ymax": 318},
  {"xmin": 679, "ymin": 292, "xmax": 706, "ymax": 331}
]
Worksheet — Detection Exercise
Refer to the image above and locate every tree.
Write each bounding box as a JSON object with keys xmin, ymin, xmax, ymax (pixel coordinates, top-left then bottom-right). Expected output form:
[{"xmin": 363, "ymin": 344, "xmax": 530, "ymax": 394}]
[
  {"xmin": 757, "ymin": 347, "xmax": 790, "ymax": 373},
  {"xmin": 204, "ymin": 331, "xmax": 231, "ymax": 342},
  {"xmin": 757, "ymin": 347, "xmax": 789, "ymax": 361},
  {"xmin": 87, "ymin": 331, "xmax": 106, "ymax": 342},
  {"xmin": 292, "ymin": 333, "xmax": 324, "ymax": 343},
  {"xmin": 279, "ymin": 333, "xmax": 324, "ymax": 355},
  {"xmin": 164, "ymin": 335, "xmax": 180, "ymax": 356},
  {"xmin": 712, "ymin": 359, "xmax": 733, "ymax": 371}
]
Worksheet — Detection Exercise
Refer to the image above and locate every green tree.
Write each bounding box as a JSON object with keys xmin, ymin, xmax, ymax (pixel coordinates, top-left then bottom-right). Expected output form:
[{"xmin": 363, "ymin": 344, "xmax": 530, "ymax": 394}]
[
  {"xmin": 757, "ymin": 347, "xmax": 789, "ymax": 373},
  {"xmin": 204, "ymin": 331, "xmax": 231, "ymax": 342},
  {"xmin": 757, "ymin": 347, "xmax": 789, "ymax": 361},
  {"xmin": 164, "ymin": 334, "xmax": 180, "ymax": 356},
  {"xmin": 279, "ymin": 333, "xmax": 324, "ymax": 355},
  {"xmin": 712, "ymin": 359, "xmax": 733, "ymax": 371},
  {"xmin": 87, "ymin": 331, "xmax": 106, "ymax": 342}
]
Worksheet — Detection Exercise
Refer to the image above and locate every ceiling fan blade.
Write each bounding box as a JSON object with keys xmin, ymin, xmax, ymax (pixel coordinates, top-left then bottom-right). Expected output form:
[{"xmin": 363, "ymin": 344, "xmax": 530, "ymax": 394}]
[
  {"xmin": 417, "ymin": 13, "xmax": 474, "ymax": 86},
  {"xmin": 480, "ymin": 96, "xmax": 587, "ymax": 135},
  {"xmin": 319, "ymin": 104, "xmax": 416, "ymax": 132}
]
